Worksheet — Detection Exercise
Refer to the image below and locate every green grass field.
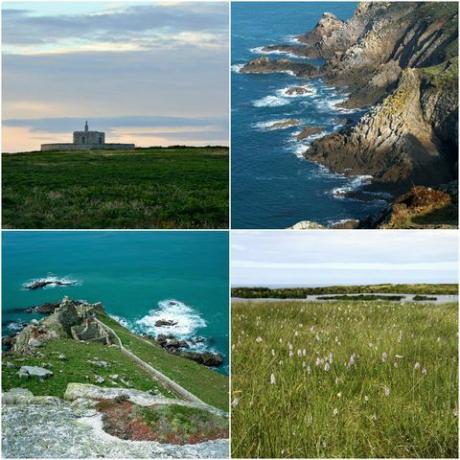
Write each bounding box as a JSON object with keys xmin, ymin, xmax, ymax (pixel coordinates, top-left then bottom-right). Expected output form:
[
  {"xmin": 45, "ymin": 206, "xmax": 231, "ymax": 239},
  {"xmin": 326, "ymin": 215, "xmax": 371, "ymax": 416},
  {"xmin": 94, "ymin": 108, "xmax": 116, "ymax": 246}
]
[
  {"xmin": 231, "ymin": 300, "xmax": 458, "ymax": 458},
  {"xmin": 232, "ymin": 283, "xmax": 458, "ymax": 298},
  {"xmin": 2, "ymin": 147, "xmax": 228, "ymax": 229}
]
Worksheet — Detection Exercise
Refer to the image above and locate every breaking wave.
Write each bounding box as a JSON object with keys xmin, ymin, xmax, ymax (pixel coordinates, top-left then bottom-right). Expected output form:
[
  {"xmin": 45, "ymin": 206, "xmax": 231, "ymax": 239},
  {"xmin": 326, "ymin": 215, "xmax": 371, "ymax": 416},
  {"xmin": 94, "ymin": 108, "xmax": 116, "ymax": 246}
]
[
  {"xmin": 331, "ymin": 175, "xmax": 373, "ymax": 199},
  {"xmin": 253, "ymin": 95, "xmax": 290, "ymax": 107},
  {"xmin": 135, "ymin": 299, "xmax": 207, "ymax": 339}
]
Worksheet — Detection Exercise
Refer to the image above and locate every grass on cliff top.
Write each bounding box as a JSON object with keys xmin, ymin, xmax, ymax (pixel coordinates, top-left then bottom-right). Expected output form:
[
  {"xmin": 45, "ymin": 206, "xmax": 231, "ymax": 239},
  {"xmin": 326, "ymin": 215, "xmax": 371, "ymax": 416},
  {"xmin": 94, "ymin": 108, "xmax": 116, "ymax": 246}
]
[
  {"xmin": 2, "ymin": 338, "xmax": 173, "ymax": 398},
  {"xmin": 98, "ymin": 313, "xmax": 229, "ymax": 412},
  {"xmin": 420, "ymin": 57, "xmax": 458, "ymax": 89},
  {"xmin": 2, "ymin": 146, "xmax": 228, "ymax": 229},
  {"xmin": 231, "ymin": 284, "xmax": 458, "ymax": 299},
  {"xmin": 231, "ymin": 300, "xmax": 458, "ymax": 458}
]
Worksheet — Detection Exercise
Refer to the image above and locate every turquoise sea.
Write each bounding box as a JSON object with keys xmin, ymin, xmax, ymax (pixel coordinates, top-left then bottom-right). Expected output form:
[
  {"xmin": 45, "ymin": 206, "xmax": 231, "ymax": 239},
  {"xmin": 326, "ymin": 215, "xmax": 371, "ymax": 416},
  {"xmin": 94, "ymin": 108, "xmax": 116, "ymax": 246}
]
[{"xmin": 2, "ymin": 231, "xmax": 229, "ymax": 374}]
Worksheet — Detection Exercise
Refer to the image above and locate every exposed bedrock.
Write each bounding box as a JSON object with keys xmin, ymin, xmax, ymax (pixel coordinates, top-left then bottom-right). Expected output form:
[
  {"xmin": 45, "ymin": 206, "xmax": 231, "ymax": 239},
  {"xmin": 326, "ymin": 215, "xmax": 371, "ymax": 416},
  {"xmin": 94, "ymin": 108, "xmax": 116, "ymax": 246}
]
[
  {"xmin": 305, "ymin": 67, "xmax": 457, "ymax": 187},
  {"xmin": 239, "ymin": 57, "xmax": 319, "ymax": 77}
]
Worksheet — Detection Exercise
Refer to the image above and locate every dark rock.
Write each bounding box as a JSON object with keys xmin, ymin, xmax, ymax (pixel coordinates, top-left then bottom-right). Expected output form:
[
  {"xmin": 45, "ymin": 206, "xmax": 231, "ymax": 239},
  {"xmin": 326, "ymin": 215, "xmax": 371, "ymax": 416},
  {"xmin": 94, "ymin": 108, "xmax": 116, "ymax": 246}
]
[
  {"xmin": 240, "ymin": 57, "xmax": 318, "ymax": 77},
  {"xmin": 178, "ymin": 351, "xmax": 224, "ymax": 367},
  {"xmin": 296, "ymin": 126, "xmax": 324, "ymax": 141},
  {"xmin": 25, "ymin": 302, "xmax": 61, "ymax": 314},
  {"xmin": 154, "ymin": 319, "xmax": 178, "ymax": 327}
]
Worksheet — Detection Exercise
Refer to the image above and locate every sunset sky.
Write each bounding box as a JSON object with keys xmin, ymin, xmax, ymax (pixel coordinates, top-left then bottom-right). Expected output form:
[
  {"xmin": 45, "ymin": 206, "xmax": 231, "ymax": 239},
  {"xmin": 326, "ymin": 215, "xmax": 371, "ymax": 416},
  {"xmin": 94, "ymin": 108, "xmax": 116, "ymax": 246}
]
[{"xmin": 2, "ymin": 1, "xmax": 229, "ymax": 152}]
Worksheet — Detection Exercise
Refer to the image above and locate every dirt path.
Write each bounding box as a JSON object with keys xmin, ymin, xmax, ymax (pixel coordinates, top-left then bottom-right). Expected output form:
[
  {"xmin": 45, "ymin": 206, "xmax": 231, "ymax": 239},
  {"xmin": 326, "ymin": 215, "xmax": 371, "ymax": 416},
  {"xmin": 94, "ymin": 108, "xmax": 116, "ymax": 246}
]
[{"xmin": 94, "ymin": 318, "xmax": 224, "ymax": 415}]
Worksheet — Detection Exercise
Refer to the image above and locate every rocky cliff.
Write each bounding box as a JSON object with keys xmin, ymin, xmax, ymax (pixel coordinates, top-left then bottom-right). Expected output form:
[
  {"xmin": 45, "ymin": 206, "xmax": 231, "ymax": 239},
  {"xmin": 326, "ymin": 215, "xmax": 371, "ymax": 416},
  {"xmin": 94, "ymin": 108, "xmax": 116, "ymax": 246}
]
[{"xmin": 302, "ymin": 2, "xmax": 458, "ymax": 190}]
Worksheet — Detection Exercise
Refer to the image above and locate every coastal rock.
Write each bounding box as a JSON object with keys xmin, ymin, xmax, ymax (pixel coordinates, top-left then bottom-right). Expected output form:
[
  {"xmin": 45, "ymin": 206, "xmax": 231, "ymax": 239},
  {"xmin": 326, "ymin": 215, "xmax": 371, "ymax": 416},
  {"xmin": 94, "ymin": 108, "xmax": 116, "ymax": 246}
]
[
  {"xmin": 305, "ymin": 69, "xmax": 454, "ymax": 186},
  {"xmin": 260, "ymin": 44, "xmax": 315, "ymax": 58},
  {"xmin": 25, "ymin": 302, "xmax": 61, "ymax": 314},
  {"xmin": 240, "ymin": 57, "xmax": 318, "ymax": 77},
  {"xmin": 18, "ymin": 365, "xmax": 53, "ymax": 379},
  {"xmin": 296, "ymin": 126, "xmax": 324, "ymax": 141},
  {"xmin": 155, "ymin": 319, "xmax": 178, "ymax": 327},
  {"xmin": 330, "ymin": 219, "xmax": 360, "ymax": 229},
  {"xmin": 265, "ymin": 119, "xmax": 302, "ymax": 130},
  {"xmin": 178, "ymin": 351, "xmax": 224, "ymax": 367}
]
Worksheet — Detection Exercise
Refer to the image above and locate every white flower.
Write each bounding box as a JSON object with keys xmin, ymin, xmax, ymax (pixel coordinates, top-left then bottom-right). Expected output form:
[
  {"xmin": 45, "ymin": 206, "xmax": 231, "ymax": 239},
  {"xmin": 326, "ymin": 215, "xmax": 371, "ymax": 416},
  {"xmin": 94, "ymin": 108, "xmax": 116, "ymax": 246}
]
[
  {"xmin": 371, "ymin": 414, "xmax": 377, "ymax": 421},
  {"xmin": 297, "ymin": 349, "xmax": 302, "ymax": 357},
  {"xmin": 381, "ymin": 352, "xmax": 388, "ymax": 362},
  {"xmin": 364, "ymin": 395, "xmax": 369, "ymax": 402},
  {"xmin": 306, "ymin": 365, "xmax": 311, "ymax": 374},
  {"xmin": 302, "ymin": 349, "xmax": 307, "ymax": 356},
  {"xmin": 288, "ymin": 343, "xmax": 293, "ymax": 350},
  {"xmin": 422, "ymin": 367, "xmax": 427, "ymax": 375},
  {"xmin": 278, "ymin": 360, "xmax": 283, "ymax": 366},
  {"xmin": 384, "ymin": 386, "xmax": 390, "ymax": 397},
  {"xmin": 270, "ymin": 373, "xmax": 276, "ymax": 385},
  {"xmin": 348, "ymin": 353, "xmax": 356, "ymax": 367},
  {"xmin": 395, "ymin": 354, "xmax": 403, "ymax": 359},
  {"xmin": 231, "ymin": 397, "xmax": 240, "ymax": 407},
  {"xmin": 328, "ymin": 352, "xmax": 334, "ymax": 363},
  {"xmin": 289, "ymin": 351, "xmax": 294, "ymax": 358},
  {"xmin": 333, "ymin": 408, "xmax": 339, "ymax": 416},
  {"xmin": 414, "ymin": 362, "xmax": 421, "ymax": 370},
  {"xmin": 294, "ymin": 331, "xmax": 299, "ymax": 337},
  {"xmin": 324, "ymin": 362, "xmax": 331, "ymax": 372},
  {"xmin": 394, "ymin": 362, "xmax": 398, "ymax": 368},
  {"xmin": 315, "ymin": 357, "xmax": 322, "ymax": 367},
  {"xmin": 256, "ymin": 336, "xmax": 263, "ymax": 343},
  {"xmin": 337, "ymin": 392, "xmax": 342, "ymax": 398},
  {"xmin": 271, "ymin": 349, "xmax": 275, "ymax": 356}
]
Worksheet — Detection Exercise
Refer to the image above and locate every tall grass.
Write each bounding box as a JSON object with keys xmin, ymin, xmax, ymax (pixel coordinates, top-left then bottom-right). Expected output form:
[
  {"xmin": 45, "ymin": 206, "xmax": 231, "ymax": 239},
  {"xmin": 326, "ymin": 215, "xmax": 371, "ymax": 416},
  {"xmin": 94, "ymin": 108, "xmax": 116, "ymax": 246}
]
[{"xmin": 231, "ymin": 301, "xmax": 458, "ymax": 458}]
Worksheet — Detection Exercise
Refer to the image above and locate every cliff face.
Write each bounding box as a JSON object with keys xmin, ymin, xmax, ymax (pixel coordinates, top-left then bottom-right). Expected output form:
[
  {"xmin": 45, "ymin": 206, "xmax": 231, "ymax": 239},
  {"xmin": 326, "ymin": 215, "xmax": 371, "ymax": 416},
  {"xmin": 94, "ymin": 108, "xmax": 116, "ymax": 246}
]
[{"xmin": 301, "ymin": 2, "xmax": 458, "ymax": 188}]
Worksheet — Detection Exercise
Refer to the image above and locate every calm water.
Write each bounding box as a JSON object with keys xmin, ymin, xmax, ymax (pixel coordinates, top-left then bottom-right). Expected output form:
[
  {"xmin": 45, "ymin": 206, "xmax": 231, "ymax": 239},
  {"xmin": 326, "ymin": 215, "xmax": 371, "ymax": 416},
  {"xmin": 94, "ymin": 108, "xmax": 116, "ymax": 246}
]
[
  {"xmin": 2, "ymin": 231, "xmax": 229, "ymax": 374},
  {"xmin": 231, "ymin": 2, "xmax": 388, "ymax": 229}
]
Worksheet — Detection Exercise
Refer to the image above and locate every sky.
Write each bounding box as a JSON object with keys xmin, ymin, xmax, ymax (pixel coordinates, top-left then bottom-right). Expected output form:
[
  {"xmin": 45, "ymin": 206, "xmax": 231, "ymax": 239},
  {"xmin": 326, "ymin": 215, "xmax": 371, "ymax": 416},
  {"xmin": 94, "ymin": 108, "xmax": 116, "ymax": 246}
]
[
  {"xmin": 2, "ymin": 1, "xmax": 229, "ymax": 152},
  {"xmin": 231, "ymin": 231, "xmax": 459, "ymax": 287}
]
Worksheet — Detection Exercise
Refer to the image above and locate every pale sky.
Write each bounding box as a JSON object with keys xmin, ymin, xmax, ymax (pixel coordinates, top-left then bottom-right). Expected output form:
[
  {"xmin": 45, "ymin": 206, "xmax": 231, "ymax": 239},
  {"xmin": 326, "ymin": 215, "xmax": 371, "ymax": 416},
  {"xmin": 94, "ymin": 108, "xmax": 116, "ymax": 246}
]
[
  {"xmin": 2, "ymin": 1, "xmax": 229, "ymax": 152},
  {"xmin": 231, "ymin": 231, "xmax": 459, "ymax": 286}
]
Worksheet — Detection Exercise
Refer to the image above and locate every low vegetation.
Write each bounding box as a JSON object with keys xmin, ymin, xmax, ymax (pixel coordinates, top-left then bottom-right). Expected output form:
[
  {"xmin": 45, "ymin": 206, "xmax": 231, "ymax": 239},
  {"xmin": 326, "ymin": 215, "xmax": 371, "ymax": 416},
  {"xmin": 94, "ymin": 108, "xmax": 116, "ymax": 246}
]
[
  {"xmin": 232, "ymin": 300, "xmax": 458, "ymax": 458},
  {"xmin": 98, "ymin": 400, "xmax": 228, "ymax": 444},
  {"xmin": 316, "ymin": 294, "xmax": 404, "ymax": 301},
  {"xmin": 231, "ymin": 283, "xmax": 458, "ymax": 298},
  {"xmin": 2, "ymin": 338, "xmax": 172, "ymax": 398},
  {"xmin": 2, "ymin": 147, "xmax": 228, "ymax": 229},
  {"xmin": 98, "ymin": 313, "xmax": 229, "ymax": 411}
]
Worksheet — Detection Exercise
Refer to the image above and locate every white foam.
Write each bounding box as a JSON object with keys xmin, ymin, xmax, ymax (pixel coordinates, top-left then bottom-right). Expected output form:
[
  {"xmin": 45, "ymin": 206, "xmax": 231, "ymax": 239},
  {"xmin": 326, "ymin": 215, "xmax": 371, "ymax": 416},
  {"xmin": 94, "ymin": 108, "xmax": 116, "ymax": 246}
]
[
  {"xmin": 250, "ymin": 46, "xmax": 307, "ymax": 60},
  {"xmin": 331, "ymin": 175, "xmax": 373, "ymax": 199},
  {"xmin": 253, "ymin": 95, "xmax": 290, "ymax": 107},
  {"xmin": 277, "ymin": 84, "xmax": 317, "ymax": 98},
  {"xmin": 23, "ymin": 275, "xmax": 79, "ymax": 290},
  {"xmin": 231, "ymin": 64, "xmax": 244, "ymax": 73},
  {"xmin": 254, "ymin": 118, "xmax": 301, "ymax": 131},
  {"xmin": 135, "ymin": 299, "xmax": 207, "ymax": 338}
]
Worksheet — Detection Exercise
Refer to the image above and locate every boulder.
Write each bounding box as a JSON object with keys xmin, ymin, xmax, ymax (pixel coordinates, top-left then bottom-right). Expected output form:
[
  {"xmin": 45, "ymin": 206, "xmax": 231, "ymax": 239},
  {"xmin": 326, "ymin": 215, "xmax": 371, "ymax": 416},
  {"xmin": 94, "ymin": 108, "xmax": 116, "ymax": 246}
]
[
  {"xmin": 178, "ymin": 351, "xmax": 224, "ymax": 367},
  {"xmin": 18, "ymin": 366, "xmax": 53, "ymax": 379}
]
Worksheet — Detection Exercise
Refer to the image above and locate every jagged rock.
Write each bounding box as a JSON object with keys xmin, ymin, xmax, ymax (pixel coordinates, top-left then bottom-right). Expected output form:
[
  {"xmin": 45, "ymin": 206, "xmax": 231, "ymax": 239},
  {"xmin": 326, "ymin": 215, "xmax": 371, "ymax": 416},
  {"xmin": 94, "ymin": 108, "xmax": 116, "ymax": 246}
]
[
  {"xmin": 296, "ymin": 126, "xmax": 324, "ymax": 140},
  {"xmin": 266, "ymin": 119, "xmax": 302, "ymax": 130},
  {"xmin": 178, "ymin": 351, "xmax": 224, "ymax": 367},
  {"xmin": 18, "ymin": 366, "xmax": 53, "ymax": 379},
  {"xmin": 25, "ymin": 302, "xmax": 61, "ymax": 314},
  {"xmin": 28, "ymin": 338, "xmax": 43, "ymax": 348},
  {"xmin": 94, "ymin": 375, "xmax": 105, "ymax": 384},
  {"xmin": 155, "ymin": 319, "xmax": 178, "ymax": 327},
  {"xmin": 240, "ymin": 57, "xmax": 318, "ymax": 77}
]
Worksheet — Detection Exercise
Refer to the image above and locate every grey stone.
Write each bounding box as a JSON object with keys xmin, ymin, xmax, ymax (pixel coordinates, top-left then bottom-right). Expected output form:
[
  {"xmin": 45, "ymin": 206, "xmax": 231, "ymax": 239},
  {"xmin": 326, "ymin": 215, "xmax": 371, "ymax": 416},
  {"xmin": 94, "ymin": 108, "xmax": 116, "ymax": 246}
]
[{"xmin": 18, "ymin": 366, "xmax": 53, "ymax": 379}]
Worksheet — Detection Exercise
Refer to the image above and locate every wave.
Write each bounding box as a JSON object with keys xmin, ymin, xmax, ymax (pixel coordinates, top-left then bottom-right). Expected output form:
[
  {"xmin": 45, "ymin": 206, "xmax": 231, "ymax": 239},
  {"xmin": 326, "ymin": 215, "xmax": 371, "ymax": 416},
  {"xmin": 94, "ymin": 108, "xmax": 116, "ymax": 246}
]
[
  {"xmin": 250, "ymin": 46, "xmax": 307, "ymax": 60},
  {"xmin": 254, "ymin": 118, "xmax": 302, "ymax": 131},
  {"xmin": 135, "ymin": 299, "xmax": 207, "ymax": 339},
  {"xmin": 253, "ymin": 95, "xmax": 290, "ymax": 107},
  {"xmin": 331, "ymin": 175, "xmax": 373, "ymax": 199},
  {"xmin": 231, "ymin": 64, "xmax": 244, "ymax": 73},
  {"xmin": 22, "ymin": 275, "xmax": 80, "ymax": 290}
]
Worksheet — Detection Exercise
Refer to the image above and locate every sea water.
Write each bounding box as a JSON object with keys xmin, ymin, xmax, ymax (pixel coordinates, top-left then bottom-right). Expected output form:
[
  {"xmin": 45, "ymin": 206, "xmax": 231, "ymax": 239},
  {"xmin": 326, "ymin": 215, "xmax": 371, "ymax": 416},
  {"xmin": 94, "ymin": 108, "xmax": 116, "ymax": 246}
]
[
  {"xmin": 2, "ymin": 231, "xmax": 229, "ymax": 374},
  {"xmin": 231, "ymin": 1, "xmax": 388, "ymax": 228}
]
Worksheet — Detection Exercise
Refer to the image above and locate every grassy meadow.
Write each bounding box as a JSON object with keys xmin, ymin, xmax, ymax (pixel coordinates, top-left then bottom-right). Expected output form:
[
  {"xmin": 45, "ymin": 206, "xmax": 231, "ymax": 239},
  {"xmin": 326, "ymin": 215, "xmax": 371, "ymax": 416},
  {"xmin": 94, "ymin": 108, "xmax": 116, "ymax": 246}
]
[
  {"xmin": 2, "ymin": 146, "xmax": 228, "ymax": 229},
  {"xmin": 231, "ymin": 300, "xmax": 458, "ymax": 458}
]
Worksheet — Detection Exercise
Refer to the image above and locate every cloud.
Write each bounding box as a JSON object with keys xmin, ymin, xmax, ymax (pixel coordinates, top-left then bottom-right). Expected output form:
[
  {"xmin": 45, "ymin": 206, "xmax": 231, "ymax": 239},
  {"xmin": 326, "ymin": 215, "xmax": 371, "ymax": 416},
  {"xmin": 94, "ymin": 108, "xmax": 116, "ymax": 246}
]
[
  {"xmin": 2, "ymin": 3, "xmax": 228, "ymax": 54},
  {"xmin": 231, "ymin": 231, "xmax": 458, "ymax": 286}
]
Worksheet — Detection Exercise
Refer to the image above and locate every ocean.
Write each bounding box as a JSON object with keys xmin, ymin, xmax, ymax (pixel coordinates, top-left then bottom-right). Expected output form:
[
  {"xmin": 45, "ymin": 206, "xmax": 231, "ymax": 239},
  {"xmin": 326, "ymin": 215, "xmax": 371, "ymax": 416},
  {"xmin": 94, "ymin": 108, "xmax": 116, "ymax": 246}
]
[
  {"xmin": 231, "ymin": 1, "xmax": 388, "ymax": 229},
  {"xmin": 2, "ymin": 231, "xmax": 229, "ymax": 374}
]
